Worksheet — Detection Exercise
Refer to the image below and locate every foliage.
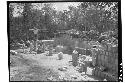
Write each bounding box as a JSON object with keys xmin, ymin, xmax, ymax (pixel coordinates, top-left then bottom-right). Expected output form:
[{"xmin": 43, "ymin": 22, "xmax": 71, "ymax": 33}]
[
  {"xmin": 9, "ymin": 2, "xmax": 118, "ymax": 44},
  {"xmin": 53, "ymin": 35, "xmax": 75, "ymax": 54}
]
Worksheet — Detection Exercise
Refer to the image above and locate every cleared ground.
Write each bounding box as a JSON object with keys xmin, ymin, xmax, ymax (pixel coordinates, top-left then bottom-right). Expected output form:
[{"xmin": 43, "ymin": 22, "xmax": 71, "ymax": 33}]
[{"xmin": 10, "ymin": 50, "xmax": 102, "ymax": 81}]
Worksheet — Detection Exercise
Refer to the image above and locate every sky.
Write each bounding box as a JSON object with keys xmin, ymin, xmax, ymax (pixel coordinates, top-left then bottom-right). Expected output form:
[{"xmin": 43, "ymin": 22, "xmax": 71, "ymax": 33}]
[
  {"xmin": 12, "ymin": 4, "xmax": 24, "ymax": 17},
  {"xmin": 52, "ymin": 2, "xmax": 80, "ymax": 11}
]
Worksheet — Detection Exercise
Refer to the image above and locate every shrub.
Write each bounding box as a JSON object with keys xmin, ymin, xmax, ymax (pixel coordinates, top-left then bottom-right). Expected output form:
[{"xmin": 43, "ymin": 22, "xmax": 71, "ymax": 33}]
[{"xmin": 53, "ymin": 35, "xmax": 75, "ymax": 54}]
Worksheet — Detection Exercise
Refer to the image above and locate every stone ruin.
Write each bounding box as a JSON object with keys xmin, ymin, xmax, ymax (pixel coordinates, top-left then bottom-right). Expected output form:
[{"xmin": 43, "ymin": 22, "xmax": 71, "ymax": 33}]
[
  {"xmin": 32, "ymin": 39, "xmax": 118, "ymax": 81},
  {"xmin": 73, "ymin": 42, "xmax": 118, "ymax": 81}
]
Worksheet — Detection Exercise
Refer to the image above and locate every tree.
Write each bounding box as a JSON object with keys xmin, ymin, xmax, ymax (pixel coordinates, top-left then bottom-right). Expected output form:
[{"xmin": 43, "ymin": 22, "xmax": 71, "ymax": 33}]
[
  {"xmin": 9, "ymin": 2, "xmax": 118, "ymax": 43},
  {"xmin": 79, "ymin": 2, "xmax": 118, "ymax": 33},
  {"xmin": 22, "ymin": 3, "xmax": 32, "ymax": 41}
]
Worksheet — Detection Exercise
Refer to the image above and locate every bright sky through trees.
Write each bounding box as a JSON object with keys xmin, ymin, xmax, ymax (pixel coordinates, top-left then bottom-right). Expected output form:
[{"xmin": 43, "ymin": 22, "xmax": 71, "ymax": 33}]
[
  {"xmin": 11, "ymin": 2, "xmax": 80, "ymax": 17},
  {"xmin": 52, "ymin": 2, "xmax": 80, "ymax": 11}
]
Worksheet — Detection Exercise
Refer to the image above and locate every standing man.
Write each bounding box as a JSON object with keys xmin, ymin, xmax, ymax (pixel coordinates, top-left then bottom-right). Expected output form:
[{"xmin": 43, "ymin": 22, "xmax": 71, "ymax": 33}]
[{"xmin": 29, "ymin": 27, "xmax": 39, "ymax": 53}]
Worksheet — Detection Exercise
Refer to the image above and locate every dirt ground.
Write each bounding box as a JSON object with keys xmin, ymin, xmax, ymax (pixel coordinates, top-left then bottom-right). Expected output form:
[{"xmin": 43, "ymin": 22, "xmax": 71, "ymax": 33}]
[{"xmin": 10, "ymin": 50, "xmax": 102, "ymax": 81}]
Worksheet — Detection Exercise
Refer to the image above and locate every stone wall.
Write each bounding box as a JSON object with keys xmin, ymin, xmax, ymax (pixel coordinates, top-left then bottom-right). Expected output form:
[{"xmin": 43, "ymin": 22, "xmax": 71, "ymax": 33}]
[
  {"xmin": 93, "ymin": 44, "xmax": 118, "ymax": 81},
  {"xmin": 96, "ymin": 45, "xmax": 118, "ymax": 74},
  {"xmin": 76, "ymin": 43, "xmax": 118, "ymax": 81}
]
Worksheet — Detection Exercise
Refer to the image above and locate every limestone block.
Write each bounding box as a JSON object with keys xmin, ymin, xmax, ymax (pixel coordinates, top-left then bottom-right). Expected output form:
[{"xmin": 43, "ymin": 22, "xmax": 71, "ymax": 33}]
[
  {"xmin": 107, "ymin": 44, "xmax": 112, "ymax": 51},
  {"xmin": 112, "ymin": 64, "xmax": 116, "ymax": 72},
  {"xmin": 79, "ymin": 63, "xmax": 87, "ymax": 73},
  {"xmin": 97, "ymin": 70, "xmax": 101, "ymax": 78},
  {"xmin": 101, "ymin": 55, "xmax": 105, "ymax": 66},
  {"xmin": 106, "ymin": 52, "xmax": 108, "ymax": 56},
  {"xmin": 97, "ymin": 55, "xmax": 101, "ymax": 66},
  {"xmin": 108, "ymin": 56, "xmax": 111, "ymax": 64},
  {"xmin": 102, "ymin": 51, "xmax": 106, "ymax": 55},
  {"xmin": 115, "ymin": 59, "xmax": 118, "ymax": 73},
  {"xmin": 94, "ymin": 69, "xmax": 98, "ymax": 76},
  {"xmin": 100, "ymin": 72, "xmax": 105, "ymax": 79},
  {"xmin": 111, "ymin": 46, "xmax": 118, "ymax": 53},
  {"xmin": 115, "ymin": 53, "xmax": 118, "ymax": 59},
  {"xmin": 108, "ymin": 52, "xmax": 112, "ymax": 57},
  {"xmin": 92, "ymin": 68, "xmax": 95, "ymax": 76},
  {"xmin": 86, "ymin": 67, "xmax": 94, "ymax": 75},
  {"xmin": 100, "ymin": 50, "xmax": 103, "ymax": 54},
  {"xmin": 98, "ymin": 60, "xmax": 102, "ymax": 67},
  {"xmin": 104, "ymin": 55, "xmax": 108, "ymax": 67}
]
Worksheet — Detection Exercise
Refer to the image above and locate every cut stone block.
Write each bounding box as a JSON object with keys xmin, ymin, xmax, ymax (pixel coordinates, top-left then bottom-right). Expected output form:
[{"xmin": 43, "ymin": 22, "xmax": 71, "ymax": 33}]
[
  {"xmin": 98, "ymin": 60, "xmax": 101, "ymax": 66},
  {"xmin": 106, "ymin": 52, "xmax": 108, "ymax": 56},
  {"xmin": 86, "ymin": 67, "xmax": 94, "ymax": 75},
  {"xmin": 97, "ymin": 70, "xmax": 101, "ymax": 78},
  {"xmin": 104, "ymin": 56, "xmax": 108, "ymax": 67},
  {"xmin": 113, "ymin": 53, "xmax": 117, "ymax": 57},
  {"xmin": 108, "ymin": 56, "xmax": 111, "ymax": 64},
  {"xmin": 111, "ymin": 46, "xmax": 118, "ymax": 53},
  {"xmin": 100, "ymin": 72, "xmax": 105, "ymax": 79},
  {"xmin": 108, "ymin": 52, "xmax": 112, "ymax": 56},
  {"xmin": 97, "ymin": 55, "xmax": 101, "ymax": 66},
  {"xmin": 101, "ymin": 55, "xmax": 105, "ymax": 66},
  {"xmin": 94, "ymin": 69, "xmax": 98, "ymax": 76},
  {"xmin": 92, "ymin": 68, "xmax": 95, "ymax": 76},
  {"xmin": 107, "ymin": 44, "xmax": 112, "ymax": 51},
  {"xmin": 102, "ymin": 51, "xmax": 105, "ymax": 55}
]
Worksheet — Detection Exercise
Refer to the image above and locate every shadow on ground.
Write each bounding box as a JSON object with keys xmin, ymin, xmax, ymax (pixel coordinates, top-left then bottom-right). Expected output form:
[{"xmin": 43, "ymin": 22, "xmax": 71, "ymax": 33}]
[{"xmin": 10, "ymin": 54, "xmax": 60, "ymax": 81}]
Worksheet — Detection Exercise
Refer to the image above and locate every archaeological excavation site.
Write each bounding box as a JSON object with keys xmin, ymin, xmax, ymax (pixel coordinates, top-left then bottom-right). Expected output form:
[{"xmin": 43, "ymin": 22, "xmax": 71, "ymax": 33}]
[{"xmin": 8, "ymin": 1, "xmax": 121, "ymax": 82}]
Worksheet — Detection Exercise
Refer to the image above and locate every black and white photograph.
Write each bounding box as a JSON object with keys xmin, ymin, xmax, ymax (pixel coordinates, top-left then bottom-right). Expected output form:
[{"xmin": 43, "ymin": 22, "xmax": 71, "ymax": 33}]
[{"xmin": 7, "ymin": 0, "xmax": 122, "ymax": 82}]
